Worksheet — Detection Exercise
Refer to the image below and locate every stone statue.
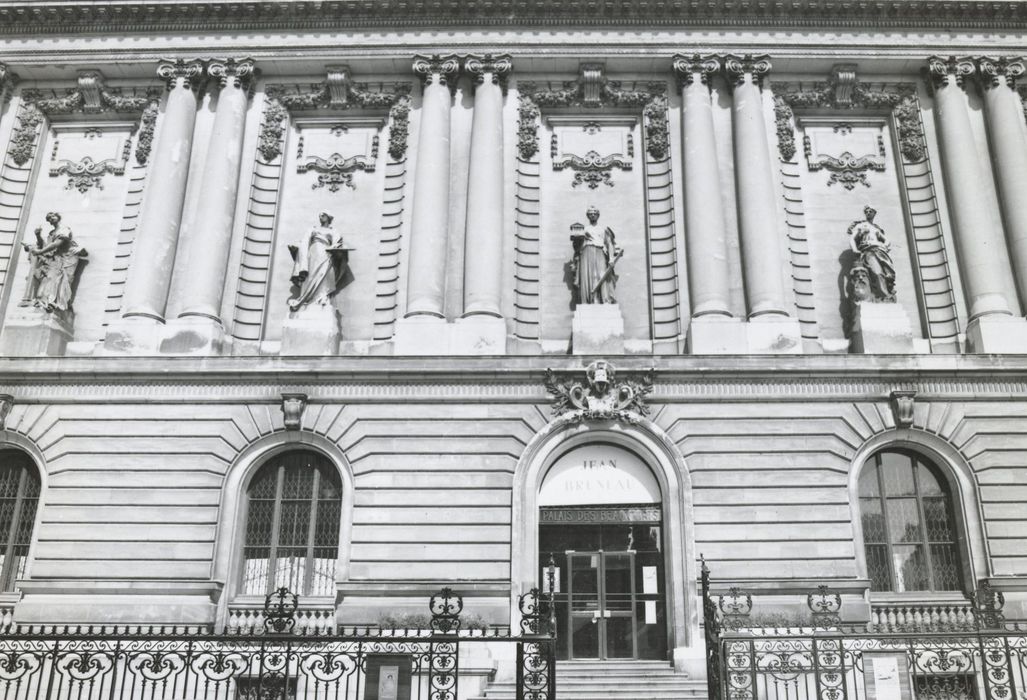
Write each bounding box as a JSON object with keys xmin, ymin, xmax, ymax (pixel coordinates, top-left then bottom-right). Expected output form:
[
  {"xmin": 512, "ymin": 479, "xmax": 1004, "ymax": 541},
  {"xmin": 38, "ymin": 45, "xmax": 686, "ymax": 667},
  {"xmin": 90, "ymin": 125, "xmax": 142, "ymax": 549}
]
[
  {"xmin": 287, "ymin": 211, "xmax": 350, "ymax": 313},
  {"xmin": 19, "ymin": 212, "xmax": 87, "ymax": 314},
  {"xmin": 570, "ymin": 206, "xmax": 622, "ymax": 305},
  {"xmin": 847, "ymin": 205, "xmax": 895, "ymax": 302}
]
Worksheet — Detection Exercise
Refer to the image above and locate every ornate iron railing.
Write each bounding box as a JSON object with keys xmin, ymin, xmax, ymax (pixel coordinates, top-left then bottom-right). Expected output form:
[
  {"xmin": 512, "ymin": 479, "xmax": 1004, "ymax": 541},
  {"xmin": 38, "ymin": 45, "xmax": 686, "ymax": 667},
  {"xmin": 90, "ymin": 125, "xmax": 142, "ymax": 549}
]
[
  {"xmin": 701, "ymin": 562, "xmax": 1026, "ymax": 700},
  {"xmin": 0, "ymin": 586, "xmax": 557, "ymax": 700}
]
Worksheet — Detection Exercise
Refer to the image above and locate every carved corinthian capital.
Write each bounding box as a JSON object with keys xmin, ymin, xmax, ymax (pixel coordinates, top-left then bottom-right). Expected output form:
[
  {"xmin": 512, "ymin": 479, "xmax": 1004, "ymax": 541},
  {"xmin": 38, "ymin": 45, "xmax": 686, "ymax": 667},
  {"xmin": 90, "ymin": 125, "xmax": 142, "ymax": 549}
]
[
  {"xmin": 672, "ymin": 54, "xmax": 721, "ymax": 90},
  {"xmin": 723, "ymin": 54, "xmax": 772, "ymax": 91},
  {"xmin": 412, "ymin": 54, "xmax": 460, "ymax": 89},
  {"xmin": 463, "ymin": 54, "xmax": 513, "ymax": 93},
  {"xmin": 926, "ymin": 56, "xmax": 976, "ymax": 94},
  {"xmin": 157, "ymin": 58, "xmax": 206, "ymax": 92},
  {"xmin": 207, "ymin": 58, "xmax": 257, "ymax": 95},
  {"xmin": 977, "ymin": 56, "xmax": 1026, "ymax": 90}
]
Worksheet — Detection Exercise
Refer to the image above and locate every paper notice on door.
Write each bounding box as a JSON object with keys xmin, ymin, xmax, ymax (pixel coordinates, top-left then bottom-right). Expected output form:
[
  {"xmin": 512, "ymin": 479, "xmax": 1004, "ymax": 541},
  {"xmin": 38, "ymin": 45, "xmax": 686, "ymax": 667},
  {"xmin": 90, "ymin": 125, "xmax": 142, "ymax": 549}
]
[
  {"xmin": 644, "ymin": 600, "xmax": 657, "ymax": 624},
  {"xmin": 642, "ymin": 566, "xmax": 658, "ymax": 594}
]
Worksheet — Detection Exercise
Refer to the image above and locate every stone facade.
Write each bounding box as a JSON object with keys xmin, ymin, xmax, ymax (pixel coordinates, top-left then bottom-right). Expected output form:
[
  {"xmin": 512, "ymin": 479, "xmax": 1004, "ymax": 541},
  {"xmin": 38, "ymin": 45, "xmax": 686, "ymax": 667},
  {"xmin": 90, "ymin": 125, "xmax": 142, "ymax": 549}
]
[{"xmin": 0, "ymin": 0, "xmax": 1026, "ymax": 694}]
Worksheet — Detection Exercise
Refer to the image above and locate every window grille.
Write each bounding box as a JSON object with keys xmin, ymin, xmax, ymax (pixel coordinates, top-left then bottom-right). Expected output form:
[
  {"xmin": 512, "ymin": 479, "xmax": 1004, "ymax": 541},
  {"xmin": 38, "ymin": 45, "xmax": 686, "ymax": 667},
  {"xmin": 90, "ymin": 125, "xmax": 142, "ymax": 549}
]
[
  {"xmin": 241, "ymin": 451, "xmax": 341, "ymax": 597},
  {"xmin": 0, "ymin": 450, "xmax": 41, "ymax": 592},
  {"xmin": 859, "ymin": 450, "xmax": 962, "ymax": 593}
]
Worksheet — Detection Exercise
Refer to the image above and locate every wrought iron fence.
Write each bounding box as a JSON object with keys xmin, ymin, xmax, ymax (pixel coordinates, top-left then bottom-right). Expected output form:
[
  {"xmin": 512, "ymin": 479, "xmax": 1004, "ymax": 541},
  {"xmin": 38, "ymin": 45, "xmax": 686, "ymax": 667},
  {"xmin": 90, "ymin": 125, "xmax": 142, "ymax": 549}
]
[
  {"xmin": 0, "ymin": 586, "xmax": 557, "ymax": 700},
  {"xmin": 702, "ymin": 559, "xmax": 1027, "ymax": 700}
]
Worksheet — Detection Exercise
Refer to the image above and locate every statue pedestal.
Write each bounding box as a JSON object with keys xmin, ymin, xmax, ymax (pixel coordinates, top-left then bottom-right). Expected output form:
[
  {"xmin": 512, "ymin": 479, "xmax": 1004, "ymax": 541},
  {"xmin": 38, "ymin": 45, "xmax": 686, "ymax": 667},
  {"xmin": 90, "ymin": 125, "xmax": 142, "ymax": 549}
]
[
  {"xmin": 281, "ymin": 304, "xmax": 340, "ymax": 356},
  {"xmin": 103, "ymin": 316, "xmax": 164, "ymax": 355},
  {"xmin": 746, "ymin": 316, "xmax": 803, "ymax": 354},
  {"xmin": 0, "ymin": 306, "xmax": 73, "ymax": 356},
  {"xmin": 572, "ymin": 304, "xmax": 624, "ymax": 355},
  {"xmin": 159, "ymin": 316, "xmax": 227, "ymax": 355},
  {"xmin": 687, "ymin": 316, "xmax": 747, "ymax": 354},
  {"xmin": 850, "ymin": 302, "xmax": 915, "ymax": 353},
  {"xmin": 393, "ymin": 315, "xmax": 507, "ymax": 355},
  {"xmin": 965, "ymin": 314, "xmax": 1027, "ymax": 354}
]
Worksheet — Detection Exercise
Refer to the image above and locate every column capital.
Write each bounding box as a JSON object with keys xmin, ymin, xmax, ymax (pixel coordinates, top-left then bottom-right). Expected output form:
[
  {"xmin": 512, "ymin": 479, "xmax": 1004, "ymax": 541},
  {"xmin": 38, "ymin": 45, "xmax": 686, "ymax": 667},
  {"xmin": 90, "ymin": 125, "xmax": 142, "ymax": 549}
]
[
  {"xmin": 723, "ymin": 54, "xmax": 772, "ymax": 91},
  {"xmin": 463, "ymin": 53, "xmax": 513, "ymax": 94},
  {"xmin": 207, "ymin": 57, "xmax": 257, "ymax": 96},
  {"xmin": 412, "ymin": 54, "xmax": 460, "ymax": 90},
  {"xmin": 156, "ymin": 58, "xmax": 206, "ymax": 92},
  {"xmin": 926, "ymin": 55, "xmax": 975, "ymax": 94},
  {"xmin": 672, "ymin": 54, "xmax": 721, "ymax": 90},
  {"xmin": 978, "ymin": 56, "xmax": 1026, "ymax": 91}
]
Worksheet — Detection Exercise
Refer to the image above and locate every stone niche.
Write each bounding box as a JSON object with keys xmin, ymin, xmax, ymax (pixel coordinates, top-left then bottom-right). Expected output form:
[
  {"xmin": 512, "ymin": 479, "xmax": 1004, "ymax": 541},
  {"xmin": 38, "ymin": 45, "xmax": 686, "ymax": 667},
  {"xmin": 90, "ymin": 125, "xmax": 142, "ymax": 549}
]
[
  {"xmin": 264, "ymin": 115, "xmax": 386, "ymax": 354},
  {"xmin": 537, "ymin": 113, "xmax": 651, "ymax": 353},
  {"xmin": 796, "ymin": 116, "xmax": 927, "ymax": 353},
  {"xmin": 0, "ymin": 121, "xmax": 135, "ymax": 355}
]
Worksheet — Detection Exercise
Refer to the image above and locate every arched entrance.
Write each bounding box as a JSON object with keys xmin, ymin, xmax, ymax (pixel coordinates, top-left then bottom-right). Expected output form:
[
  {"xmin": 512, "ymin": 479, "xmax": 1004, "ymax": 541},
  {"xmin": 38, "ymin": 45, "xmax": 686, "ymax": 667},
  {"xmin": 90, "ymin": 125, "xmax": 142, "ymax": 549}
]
[{"xmin": 538, "ymin": 442, "xmax": 668, "ymax": 661}]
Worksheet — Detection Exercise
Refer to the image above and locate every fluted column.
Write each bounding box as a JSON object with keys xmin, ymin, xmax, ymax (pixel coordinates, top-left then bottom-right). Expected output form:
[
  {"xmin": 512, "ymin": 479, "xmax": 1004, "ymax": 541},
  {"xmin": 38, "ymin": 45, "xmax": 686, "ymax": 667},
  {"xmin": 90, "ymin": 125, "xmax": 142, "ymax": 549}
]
[
  {"xmin": 175, "ymin": 58, "xmax": 256, "ymax": 324},
  {"xmin": 724, "ymin": 55, "xmax": 788, "ymax": 318},
  {"xmin": 121, "ymin": 59, "xmax": 205, "ymax": 322},
  {"xmin": 405, "ymin": 54, "xmax": 459, "ymax": 318},
  {"xmin": 978, "ymin": 57, "xmax": 1027, "ymax": 307},
  {"xmin": 462, "ymin": 54, "xmax": 511, "ymax": 318},
  {"xmin": 928, "ymin": 56, "xmax": 1017, "ymax": 321},
  {"xmin": 673, "ymin": 54, "xmax": 732, "ymax": 318}
]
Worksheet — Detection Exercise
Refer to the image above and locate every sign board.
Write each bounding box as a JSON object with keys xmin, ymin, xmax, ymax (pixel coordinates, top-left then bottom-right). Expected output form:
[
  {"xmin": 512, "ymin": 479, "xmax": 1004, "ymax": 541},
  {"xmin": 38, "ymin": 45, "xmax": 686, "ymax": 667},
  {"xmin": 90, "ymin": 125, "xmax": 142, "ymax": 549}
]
[
  {"xmin": 364, "ymin": 655, "xmax": 412, "ymax": 700},
  {"xmin": 863, "ymin": 653, "xmax": 912, "ymax": 700},
  {"xmin": 539, "ymin": 444, "xmax": 660, "ymax": 506}
]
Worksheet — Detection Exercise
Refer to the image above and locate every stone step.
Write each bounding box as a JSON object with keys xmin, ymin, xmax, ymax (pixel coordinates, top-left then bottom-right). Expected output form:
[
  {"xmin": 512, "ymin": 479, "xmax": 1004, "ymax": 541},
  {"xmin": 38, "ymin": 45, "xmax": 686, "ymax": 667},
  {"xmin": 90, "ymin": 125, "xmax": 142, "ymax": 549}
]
[{"xmin": 469, "ymin": 660, "xmax": 706, "ymax": 700}]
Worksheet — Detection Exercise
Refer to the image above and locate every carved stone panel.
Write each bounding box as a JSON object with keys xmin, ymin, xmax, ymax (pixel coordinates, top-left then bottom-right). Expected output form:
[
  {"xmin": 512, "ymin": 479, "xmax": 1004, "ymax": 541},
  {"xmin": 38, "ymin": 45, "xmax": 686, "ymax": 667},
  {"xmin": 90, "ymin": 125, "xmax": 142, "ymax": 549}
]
[
  {"xmin": 798, "ymin": 117, "xmax": 887, "ymax": 191},
  {"xmin": 293, "ymin": 117, "xmax": 383, "ymax": 192},
  {"xmin": 262, "ymin": 114, "xmax": 388, "ymax": 350},
  {"xmin": 546, "ymin": 115, "xmax": 636, "ymax": 189},
  {"xmin": 47, "ymin": 122, "xmax": 134, "ymax": 193}
]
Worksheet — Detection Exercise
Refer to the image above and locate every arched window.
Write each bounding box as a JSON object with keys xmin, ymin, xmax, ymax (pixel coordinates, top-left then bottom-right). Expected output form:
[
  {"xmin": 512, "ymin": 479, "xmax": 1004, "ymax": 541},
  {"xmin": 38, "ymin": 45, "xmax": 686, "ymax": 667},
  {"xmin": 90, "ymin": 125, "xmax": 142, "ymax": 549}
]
[
  {"xmin": 240, "ymin": 450, "xmax": 342, "ymax": 597},
  {"xmin": 0, "ymin": 449, "xmax": 41, "ymax": 592},
  {"xmin": 859, "ymin": 449, "xmax": 962, "ymax": 593}
]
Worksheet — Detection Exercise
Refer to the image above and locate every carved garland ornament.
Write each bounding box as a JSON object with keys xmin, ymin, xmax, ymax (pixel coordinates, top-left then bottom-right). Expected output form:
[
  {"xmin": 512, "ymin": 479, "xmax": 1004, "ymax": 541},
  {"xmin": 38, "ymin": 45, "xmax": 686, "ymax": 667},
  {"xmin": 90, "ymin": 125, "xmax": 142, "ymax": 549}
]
[
  {"xmin": 260, "ymin": 66, "xmax": 411, "ymax": 164},
  {"xmin": 13, "ymin": 70, "xmax": 161, "ymax": 168},
  {"xmin": 518, "ymin": 65, "xmax": 669, "ymax": 163},
  {"xmin": 774, "ymin": 66, "xmax": 927, "ymax": 164},
  {"xmin": 544, "ymin": 360, "xmax": 653, "ymax": 424}
]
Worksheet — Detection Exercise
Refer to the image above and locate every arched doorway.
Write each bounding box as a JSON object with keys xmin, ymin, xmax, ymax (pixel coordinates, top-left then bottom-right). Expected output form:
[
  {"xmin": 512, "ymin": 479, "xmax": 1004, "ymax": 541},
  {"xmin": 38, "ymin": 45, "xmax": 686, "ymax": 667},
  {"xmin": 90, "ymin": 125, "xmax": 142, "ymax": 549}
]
[{"xmin": 538, "ymin": 442, "xmax": 667, "ymax": 661}]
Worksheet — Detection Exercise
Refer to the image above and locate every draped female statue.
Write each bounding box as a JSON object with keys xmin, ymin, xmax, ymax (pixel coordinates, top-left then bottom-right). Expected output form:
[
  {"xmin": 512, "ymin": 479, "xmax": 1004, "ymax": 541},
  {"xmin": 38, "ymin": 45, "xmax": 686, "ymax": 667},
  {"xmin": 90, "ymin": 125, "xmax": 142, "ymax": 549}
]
[
  {"xmin": 20, "ymin": 212, "xmax": 88, "ymax": 314},
  {"xmin": 847, "ymin": 205, "xmax": 896, "ymax": 302},
  {"xmin": 570, "ymin": 206, "xmax": 622, "ymax": 305},
  {"xmin": 288, "ymin": 211, "xmax": 350, "ymax": 313}
]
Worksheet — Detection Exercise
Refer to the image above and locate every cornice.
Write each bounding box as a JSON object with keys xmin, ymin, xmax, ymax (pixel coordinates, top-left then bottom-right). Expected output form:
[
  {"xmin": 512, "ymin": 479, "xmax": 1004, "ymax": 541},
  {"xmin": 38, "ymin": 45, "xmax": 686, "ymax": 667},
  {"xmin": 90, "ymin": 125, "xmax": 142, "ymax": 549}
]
[
  {"xmin": 0, "ymin": 1, "xmax": 1023, "ymax": 35},
  {"xmin": 1, "ymin": 356, "xmax": 1027, "ymax": 403}
]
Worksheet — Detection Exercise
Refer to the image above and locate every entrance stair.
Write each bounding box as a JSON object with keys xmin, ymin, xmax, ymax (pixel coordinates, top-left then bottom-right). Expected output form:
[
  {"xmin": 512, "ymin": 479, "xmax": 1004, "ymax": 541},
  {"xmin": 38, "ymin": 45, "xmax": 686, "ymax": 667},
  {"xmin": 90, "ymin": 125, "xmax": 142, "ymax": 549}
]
[{"xmin": 471, "ymin": 659, "xmax": 707, "ymax": 700}]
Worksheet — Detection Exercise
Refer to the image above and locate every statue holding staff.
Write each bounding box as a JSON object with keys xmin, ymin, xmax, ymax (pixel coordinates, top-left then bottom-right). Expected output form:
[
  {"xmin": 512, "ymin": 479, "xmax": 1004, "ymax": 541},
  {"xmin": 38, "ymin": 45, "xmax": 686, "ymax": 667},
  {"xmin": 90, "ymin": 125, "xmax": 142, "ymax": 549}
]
[{"xmin": 570, "ymin": 206, "xmax": 622, "ymax": 305}]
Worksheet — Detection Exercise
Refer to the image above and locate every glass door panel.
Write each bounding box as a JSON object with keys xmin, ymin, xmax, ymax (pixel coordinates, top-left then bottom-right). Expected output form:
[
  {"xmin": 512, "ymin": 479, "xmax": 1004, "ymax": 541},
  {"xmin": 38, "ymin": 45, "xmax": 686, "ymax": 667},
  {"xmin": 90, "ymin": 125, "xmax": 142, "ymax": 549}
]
[
  {"xmin": 602, "ymin": 552, "xmax": 637, "ymax": 659},
  {"xmin": 568, "ymin": 553, "xmax": 600, "ymax": 659}
]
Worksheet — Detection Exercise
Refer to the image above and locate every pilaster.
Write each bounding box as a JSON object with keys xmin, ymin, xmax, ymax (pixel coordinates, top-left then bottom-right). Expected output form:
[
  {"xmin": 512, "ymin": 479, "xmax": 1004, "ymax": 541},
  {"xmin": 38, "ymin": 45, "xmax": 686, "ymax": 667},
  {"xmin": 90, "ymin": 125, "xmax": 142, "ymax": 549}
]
[
  {"xmin": 926, "ymin": 56, "xmax": 1020, "ymax": 336},
  {"xmin": 977, "ymin": 57, "xmax": 1027, "ymax": 316},
  {"xmin": 673, "ymin": 54, "xmax": 732, "ymax": 324},
  {"xmin": 723, "ymin": 54, "xmax": 790, "ymax": 320},
  {"xmin": 404, "ymin": 54, "xmax": 459, "ymax": 319},
  {"xmin": 161, "ymin": 57, "xmax": 256, "ymax": 355},
  {"xmin": 106, "ymin": 59, "xmax": 205, "ymax": 354},
  {"xmin": 461, "ymin": 54, "xmax": 511, "ymax": 322}
]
